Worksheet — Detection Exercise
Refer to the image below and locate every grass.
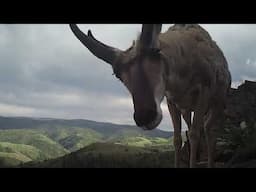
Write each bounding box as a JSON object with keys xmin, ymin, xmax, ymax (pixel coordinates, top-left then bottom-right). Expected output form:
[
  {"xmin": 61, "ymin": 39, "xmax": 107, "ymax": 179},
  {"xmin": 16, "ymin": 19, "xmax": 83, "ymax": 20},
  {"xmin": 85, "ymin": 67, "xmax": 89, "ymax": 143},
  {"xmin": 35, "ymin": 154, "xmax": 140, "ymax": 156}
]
[
  {"xmin": 49, "ymin": 127, "xmax": 103, "ymax": 151},
  {"xmin": 0, "ymin": 152, "xmax": 31, "ymax": 162},
  {"xmin": 0, "ymin": 126, "xmax": 174, "ymax": 168},
  {"xmin": 114, "ymin": 136, "xmax": 173, "ymax": 151},
  {"xmin": 0, "ymin": 142, "xmax": 44, "ymax": 161},
  {"xmin": 0, "ymin": 129, "xmax": 68, "ymax": 161},
  {"xmin": 22, "ymin": 142, "xmax": 175, "ymax": 168}
]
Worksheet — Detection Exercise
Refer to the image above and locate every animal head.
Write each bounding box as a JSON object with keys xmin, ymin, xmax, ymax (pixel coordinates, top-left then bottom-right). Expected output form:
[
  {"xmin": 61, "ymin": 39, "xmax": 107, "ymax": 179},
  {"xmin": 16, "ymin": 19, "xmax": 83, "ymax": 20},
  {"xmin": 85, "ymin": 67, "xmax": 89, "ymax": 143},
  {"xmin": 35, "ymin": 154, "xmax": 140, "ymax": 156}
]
[{"xmin": 70, "ymin": 24, "xmax": 166, "ymax": 130}]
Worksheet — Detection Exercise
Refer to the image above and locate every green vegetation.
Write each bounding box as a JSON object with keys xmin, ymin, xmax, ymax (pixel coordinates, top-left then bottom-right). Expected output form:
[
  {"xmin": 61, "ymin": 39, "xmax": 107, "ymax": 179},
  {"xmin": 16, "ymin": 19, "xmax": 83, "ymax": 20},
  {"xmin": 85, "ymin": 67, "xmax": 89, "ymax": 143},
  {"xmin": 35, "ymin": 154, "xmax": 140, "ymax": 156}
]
[
  {"xmin": 113, "ymin": 136, "xmax": 173, "ymax": 151},
  {"xmin": 0, "ymin": 129, "xmax": 68, "ymax": 159},
  {"xmin": 22, "ymin": 142, "xmax": 175, "ymax": 168},
  {"xmin": 216, "ymin": 119, "xmax": 256, "ymax": 167},
  {"xmin": 0, "ymin": 129, "xmax": 174, "ymax": 168},
  {"xmin": 0, "ymin": 117, "xmax": 174, "ymax": 168},
  {"xmin": 0, "ymin": 142, "xmax": 43, "ymax": 160},
  {"xmin": 44, "ymin": 127, "xmax": 104, "ymax": 151}
]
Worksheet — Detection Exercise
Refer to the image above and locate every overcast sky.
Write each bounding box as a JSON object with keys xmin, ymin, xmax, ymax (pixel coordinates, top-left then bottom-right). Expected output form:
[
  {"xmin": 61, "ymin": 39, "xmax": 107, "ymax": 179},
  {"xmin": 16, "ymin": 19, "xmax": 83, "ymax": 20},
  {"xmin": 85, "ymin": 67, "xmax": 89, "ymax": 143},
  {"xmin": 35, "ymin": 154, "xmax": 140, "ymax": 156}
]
[{"xmin": 0, "ymin": 24, "xmax": 255, "ymax": 131}]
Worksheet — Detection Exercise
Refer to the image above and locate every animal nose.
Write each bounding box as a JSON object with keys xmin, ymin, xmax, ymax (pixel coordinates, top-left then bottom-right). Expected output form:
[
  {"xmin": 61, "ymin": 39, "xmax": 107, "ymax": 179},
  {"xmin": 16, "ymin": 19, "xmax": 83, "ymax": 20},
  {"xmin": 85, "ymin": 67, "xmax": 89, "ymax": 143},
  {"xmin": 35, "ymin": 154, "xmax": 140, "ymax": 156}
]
[{"xmin": 133, "ymin": 109, "xmax": 157, "ymax": 127}]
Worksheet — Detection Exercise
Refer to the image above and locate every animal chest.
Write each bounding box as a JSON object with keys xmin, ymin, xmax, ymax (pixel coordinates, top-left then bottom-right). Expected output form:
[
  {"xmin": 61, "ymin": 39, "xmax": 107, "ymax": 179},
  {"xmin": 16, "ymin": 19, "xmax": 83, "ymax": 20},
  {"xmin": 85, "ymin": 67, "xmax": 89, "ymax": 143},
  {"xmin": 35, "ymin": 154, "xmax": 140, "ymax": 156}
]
[{"xmin": 165, "ymin": 75, "xmax": 200, "ymax": 111}]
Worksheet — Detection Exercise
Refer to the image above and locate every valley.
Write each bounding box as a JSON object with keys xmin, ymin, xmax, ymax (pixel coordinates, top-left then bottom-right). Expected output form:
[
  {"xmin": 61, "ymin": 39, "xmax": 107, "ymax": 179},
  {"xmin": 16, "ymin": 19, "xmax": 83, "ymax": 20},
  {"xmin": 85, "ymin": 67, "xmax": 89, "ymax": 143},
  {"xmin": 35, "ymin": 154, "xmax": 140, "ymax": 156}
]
[{"xmin": 0, "ymin": 116, "xmax": 173, "ymax": 167}]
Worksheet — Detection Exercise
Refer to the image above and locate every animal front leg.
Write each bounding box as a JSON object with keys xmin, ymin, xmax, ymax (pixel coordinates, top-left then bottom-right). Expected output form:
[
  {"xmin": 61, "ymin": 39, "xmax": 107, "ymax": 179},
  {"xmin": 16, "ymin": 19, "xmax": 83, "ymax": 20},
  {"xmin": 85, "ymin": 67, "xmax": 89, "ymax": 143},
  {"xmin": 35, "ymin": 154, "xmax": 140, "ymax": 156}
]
[
  {"xmin": 181, "ymin": 110, "xmax": 192, "ymax": 165},
  {"xmin": 167, "ymin": 101, "xmax": 182, "ymax": 168},
  {"xmin": 204, "ymin": 108, "xmax": 224, "ymax": 168},
  {"xmin": 189, "ymin": 87, "xmax": 208, "ymax": 168},
  {"xmin": 182, "ymin": 110, "xmax": 192, "ymax": 146},
  {"xmin": 189, "ymin": 112, "xmax": 203, "ymax": 168},
  {"xmin": 182, "ymin": 110, "xmax": 192, "ymax": 130}
]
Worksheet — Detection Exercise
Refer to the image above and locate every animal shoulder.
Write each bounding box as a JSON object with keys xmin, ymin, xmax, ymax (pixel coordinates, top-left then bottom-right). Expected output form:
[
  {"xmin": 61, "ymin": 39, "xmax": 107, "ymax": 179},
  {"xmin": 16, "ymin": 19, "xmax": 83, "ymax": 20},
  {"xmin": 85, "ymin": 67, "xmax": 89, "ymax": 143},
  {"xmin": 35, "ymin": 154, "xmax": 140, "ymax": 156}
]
[
  {"xmin": 159, "ymin": 24, "xmax": 222, "ymax": 65},
  {"xmin": 160, "ymin": 24, "xmax": 213, "ymax": 45}
]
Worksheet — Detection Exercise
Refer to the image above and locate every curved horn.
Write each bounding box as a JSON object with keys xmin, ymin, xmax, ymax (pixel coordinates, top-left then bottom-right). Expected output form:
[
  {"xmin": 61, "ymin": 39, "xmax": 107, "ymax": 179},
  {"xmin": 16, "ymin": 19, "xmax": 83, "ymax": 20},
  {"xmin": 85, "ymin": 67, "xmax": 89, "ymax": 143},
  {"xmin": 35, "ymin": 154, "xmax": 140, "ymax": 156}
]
[
  {"xmin": 70, "ymin": 24, "xmax": 122, "ymax": 65},
  {"xmin": 140, "ymin": 24, "xmax": 162, "ymax": 50}
]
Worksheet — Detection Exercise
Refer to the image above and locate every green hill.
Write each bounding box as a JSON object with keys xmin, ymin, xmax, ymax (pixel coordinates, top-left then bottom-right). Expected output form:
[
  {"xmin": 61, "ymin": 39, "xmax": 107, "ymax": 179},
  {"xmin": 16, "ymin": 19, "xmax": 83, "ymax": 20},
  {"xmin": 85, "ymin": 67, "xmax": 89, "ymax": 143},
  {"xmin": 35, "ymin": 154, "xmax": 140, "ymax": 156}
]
[
  {"xmin": 0, "ymin": 142, "xmax": 45, "ymax": 167},
  {"xmin": 0, "ymin": 142, "xmax": 43, "ymax": 160},
  {"xmin": 0, "ymin": 116, "xmax": 174, "ymax": 168},
  {"xmin": 0, "ymin": 129, "xmax": 69, "ymax": 167},
  {"xmin": 43, "ymin": 127, "xmax": 104, "ymax": 151},
  {"xmin": 0, "ymin": 127, "xmax": 173, "ymax": 168},
  {"xmin": 22, "ymin": 142, "xmax": 175, "ymax": 168}
]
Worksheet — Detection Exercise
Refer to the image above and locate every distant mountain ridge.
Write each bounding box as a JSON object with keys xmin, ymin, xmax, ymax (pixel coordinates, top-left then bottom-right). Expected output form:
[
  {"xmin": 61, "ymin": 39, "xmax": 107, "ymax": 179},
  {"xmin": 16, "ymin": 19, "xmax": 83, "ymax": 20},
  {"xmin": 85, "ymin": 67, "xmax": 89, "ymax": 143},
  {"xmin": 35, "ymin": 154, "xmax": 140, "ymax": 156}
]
[{"xmin": 0, "ymin": 116, "xmax": 172, "ymax": 138}]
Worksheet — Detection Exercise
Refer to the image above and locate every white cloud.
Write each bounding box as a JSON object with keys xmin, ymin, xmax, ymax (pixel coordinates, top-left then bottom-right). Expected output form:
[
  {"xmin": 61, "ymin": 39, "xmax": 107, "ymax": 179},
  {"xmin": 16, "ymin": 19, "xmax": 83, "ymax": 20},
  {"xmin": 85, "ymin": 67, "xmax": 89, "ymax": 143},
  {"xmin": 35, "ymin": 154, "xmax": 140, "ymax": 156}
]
[
  {"xmin": 245, "ymin": 58, "xmax": 256, "ymax": 67},
  {"xmin": 246, "ymin": 59, "xmax": 251, "ymax": 65},
  {"xmin": 0, "ymin": 103, "xmax": 36, "ymax": 116},
  {"xmin": 231, "ymin": 81, "xmax": 242, "ymax": 89},
  {"xmin": 241, "ymin": 75, "xmax": 256, "ymax": 82}
]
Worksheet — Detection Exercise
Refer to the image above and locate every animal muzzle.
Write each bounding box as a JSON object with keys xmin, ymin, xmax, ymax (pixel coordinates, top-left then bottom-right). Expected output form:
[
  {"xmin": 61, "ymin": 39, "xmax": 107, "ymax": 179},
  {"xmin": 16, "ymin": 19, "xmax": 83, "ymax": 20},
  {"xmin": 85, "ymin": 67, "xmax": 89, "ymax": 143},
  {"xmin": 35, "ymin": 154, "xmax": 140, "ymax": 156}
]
[{"xmin": 133, "ymin": 109, "xmax": 162, "ymax": 130}]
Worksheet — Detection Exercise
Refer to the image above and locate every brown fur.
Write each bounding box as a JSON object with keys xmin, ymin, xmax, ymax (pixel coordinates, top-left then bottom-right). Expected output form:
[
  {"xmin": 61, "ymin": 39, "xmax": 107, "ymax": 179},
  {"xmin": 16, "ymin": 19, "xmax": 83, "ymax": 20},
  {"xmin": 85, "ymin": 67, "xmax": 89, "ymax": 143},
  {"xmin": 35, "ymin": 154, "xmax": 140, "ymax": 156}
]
[{"xmin": 70, "ymin": 24, "xmax": 232, "ymax": 168}]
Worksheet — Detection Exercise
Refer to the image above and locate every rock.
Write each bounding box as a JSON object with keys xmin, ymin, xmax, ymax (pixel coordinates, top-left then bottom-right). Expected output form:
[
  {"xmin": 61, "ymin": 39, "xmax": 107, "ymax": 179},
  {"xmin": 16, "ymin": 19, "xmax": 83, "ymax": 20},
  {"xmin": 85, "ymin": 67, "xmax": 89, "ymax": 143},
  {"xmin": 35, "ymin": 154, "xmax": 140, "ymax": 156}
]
[
  {"xmin": 219, "ymin": 80, "xmax": 256, "ymax": 166},
  {"xmin": 225, "ymin": 80, "xmax": 256, "ymax": 125},
  {"xmin": 240, "ymin": 121, "xmax": 247, "ymax": 130}
]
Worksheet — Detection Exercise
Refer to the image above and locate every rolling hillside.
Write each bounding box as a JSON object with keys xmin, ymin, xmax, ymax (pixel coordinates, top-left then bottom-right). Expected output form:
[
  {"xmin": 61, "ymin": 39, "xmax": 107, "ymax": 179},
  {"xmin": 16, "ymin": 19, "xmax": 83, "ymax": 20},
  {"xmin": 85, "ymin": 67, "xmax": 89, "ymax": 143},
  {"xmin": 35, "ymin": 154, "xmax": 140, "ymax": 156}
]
[
  {"xmin": 22, "ymin": 142, "xmax": 175, "ymax": 168},
  {"xmin": 0, "ymin": 116, "xmax": 173, "ymax": 167}
]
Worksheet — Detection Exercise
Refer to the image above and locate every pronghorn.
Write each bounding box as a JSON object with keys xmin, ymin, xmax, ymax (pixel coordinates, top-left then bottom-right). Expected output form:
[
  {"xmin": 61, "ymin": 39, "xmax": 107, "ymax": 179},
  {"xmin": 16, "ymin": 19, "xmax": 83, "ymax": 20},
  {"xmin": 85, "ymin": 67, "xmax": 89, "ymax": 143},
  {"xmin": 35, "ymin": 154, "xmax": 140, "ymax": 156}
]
[{"xmin": 70, "ymin": 24, "xmax": 231, "ymax": 168}]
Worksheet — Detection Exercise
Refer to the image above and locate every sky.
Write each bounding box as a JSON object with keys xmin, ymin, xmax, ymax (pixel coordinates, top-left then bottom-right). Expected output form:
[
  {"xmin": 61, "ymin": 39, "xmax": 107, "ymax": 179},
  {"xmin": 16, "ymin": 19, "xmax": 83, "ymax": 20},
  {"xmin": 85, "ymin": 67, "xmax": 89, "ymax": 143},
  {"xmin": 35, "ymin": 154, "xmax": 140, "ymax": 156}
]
[{"xmin": 0, "ymin": 24, "xmax": 255, "ymax": 131}]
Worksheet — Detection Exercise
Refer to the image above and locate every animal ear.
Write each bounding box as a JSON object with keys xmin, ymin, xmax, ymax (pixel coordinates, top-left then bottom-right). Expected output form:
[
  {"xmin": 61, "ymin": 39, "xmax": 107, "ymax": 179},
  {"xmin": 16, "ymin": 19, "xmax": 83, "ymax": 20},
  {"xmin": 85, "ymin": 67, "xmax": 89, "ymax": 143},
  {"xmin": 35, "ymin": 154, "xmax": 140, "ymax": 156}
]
[{"xmin": 139, "ymin": 24, "xmax": 162, "ymax": 51}]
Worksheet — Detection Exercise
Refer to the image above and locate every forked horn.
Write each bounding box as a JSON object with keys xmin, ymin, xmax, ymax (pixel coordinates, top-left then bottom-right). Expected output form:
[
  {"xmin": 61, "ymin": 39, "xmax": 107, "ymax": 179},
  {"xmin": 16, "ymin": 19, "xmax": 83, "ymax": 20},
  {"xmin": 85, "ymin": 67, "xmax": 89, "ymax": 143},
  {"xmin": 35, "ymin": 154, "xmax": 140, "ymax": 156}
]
[
  {"xmin": 140, "ymin": 24, "xmax": 162, "ymax": 50},
  {"xmin": 69, "ymin": 24, "xmax": 122, "ymax": 65}
]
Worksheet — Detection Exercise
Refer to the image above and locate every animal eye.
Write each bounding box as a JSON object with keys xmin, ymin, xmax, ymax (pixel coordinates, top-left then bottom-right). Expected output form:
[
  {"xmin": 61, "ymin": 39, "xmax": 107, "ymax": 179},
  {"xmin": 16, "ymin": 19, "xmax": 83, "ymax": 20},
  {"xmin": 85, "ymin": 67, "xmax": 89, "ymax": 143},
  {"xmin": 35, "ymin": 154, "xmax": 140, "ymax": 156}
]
[
  {"xmin": 112, "ymin": 70, "xmax": 122, "ymax": 81},
  {"xmin": 112, "ymin": 64, "xmax": 125, "ymax": 81},
  {"xmin": 116, "ymin": 73, "xmax": 122, "ymax": 80}
]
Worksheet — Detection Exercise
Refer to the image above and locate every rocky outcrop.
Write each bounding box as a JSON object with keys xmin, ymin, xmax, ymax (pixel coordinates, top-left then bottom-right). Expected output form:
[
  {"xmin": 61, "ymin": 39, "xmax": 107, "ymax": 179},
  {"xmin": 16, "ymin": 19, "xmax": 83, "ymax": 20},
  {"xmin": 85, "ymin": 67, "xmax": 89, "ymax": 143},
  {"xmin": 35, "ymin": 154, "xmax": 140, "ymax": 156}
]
[
  {"xmin": 220, "ymin": 80, "xmax": 256, "ymax": 167},
  {"xmin": 225, "ymin": 80, "xmax": 256, "ymax": 126}
]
